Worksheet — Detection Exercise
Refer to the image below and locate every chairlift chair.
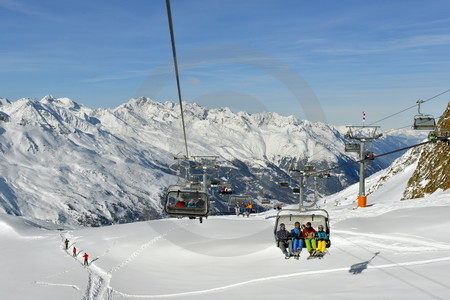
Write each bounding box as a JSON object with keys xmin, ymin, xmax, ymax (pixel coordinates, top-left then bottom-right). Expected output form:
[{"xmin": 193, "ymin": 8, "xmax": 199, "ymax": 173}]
[
  {"xmin": 228, "ymin": 195, "xmax": 253, "ymax": 209},
  {"xmin": 413, "ymin": 116, "xmax": 436, "ymax": 130},
  {"xmin": 274, "ymin": 209, "xmax": 331, "ymax": 248},
  {"xmin": 345, "ymin": 142, "xmax": 361, "ymax": 152},
  {"xmin": 261, "ymin": 199, "xmax": 271, "ymax": 205},
  {"xmin": 292, "ymin": 188, "xmax": 300, "ymax": 195},
  {"xmin": 219, "ymin": 184, "xmax": 233, "ymax": 195},
  {"xmin": 413, "ymin": 100, "xmax": 436, "ymax": 130},
  {"xmin": 364, "ymin": 151, "xmax": 375, "ymax": 161},
  {"xmin": 164, "ymin": 185, "xmax": 209, "ymax": 219},
  {"xmin": 304, "ymin": 165, "xmax": 315, "ymax": 172},
  {"xmin": 278, "ymin": 182, "xmax": 290, "ymax": 188},
  {"xmin": 210, "ymin": 180, "xmax": 220, "ymax": 187},
  {"xmin": 318, "ymin": 173, "xmax": 331, "ymax": 178}
]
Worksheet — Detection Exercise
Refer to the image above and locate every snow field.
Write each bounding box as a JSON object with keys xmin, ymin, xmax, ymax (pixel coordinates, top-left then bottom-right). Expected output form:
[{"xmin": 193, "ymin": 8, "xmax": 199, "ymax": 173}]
[{"xmin": 1, "ymin": 189, "xmax": 450, "ymax": 300}]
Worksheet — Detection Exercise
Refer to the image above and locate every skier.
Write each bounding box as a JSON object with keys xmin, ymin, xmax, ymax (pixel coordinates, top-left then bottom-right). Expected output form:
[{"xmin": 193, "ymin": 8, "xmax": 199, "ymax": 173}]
[
  {"xmin": 302, "ymin": 222, "xmax": 317, "ymax": 254},
  {"xmin": 316, "ymin": 225, "xmax": 329, "ymax": 253},
  {"xmin": 245, "ymin": 204, "xmax": 252, "ymax": 217},
  {"xmin": 275, "ymin": 223, "xmax": 293, "ymax": 259},
  {"xmin": 83, "ymin": 253, "xmax": 89, "ymax": 266},
  {"xmin": 73, "ymin": 247, "xmax": 77, "ymax": 257},
  {"xmin": 290, "ymin": 222, "xmax": 304, "ymax": 258},
  {"xmin": 196, "ymin": 198, "xmax": 205, "ymax": 208},
  {"xmin": 64, "ymin": 238, "xmax": 69, "ymax": 250},
  {"xmin": 175, "ymin": 199, "xmax": 186, "ymax": 207},
  {"xmin": 234, "ymin": 204, "xmax": 240, "ymax": 216}
]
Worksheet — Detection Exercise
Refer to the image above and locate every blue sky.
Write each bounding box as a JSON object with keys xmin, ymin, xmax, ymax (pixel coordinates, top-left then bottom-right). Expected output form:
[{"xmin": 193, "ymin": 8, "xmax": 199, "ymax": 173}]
[{"xmin": 1, "ymin": 0, "xmax": 449, "ymax": 130}]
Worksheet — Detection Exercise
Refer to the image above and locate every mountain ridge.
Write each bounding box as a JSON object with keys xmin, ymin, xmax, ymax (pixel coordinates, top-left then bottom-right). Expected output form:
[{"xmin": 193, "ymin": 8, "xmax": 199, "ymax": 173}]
[{"xmin": 0, "ymin": 96, "xmax": 426, "ymax": 226}]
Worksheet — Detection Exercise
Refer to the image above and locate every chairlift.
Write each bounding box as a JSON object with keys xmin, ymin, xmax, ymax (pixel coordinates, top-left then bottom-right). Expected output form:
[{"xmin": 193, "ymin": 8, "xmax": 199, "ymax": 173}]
[
  {"xmin": 278, "ymin": 182, "xmax": 290, "ymax": 188},
  {"xmin": 318, "ymin": 173, "xmax": 331, "ymax": 178},
  {"xmin": 273, "ymin": 209, "xmax": 331, "ymax": 248},
  {"xmin": 292, "ymin": 188, "xmax": 300, "ymax": 195},
  {"xmin": 261, "ymin": 199, "xmax": 271, "ymax": 205},
  {"xmin": 428, "ymin": 130, "xmax": 449, "ymax": 142},
  {"xmin": 219, "ymin": 184, "xmax": 233, "ymax": 195},
  {"xmin": 228, "ymin": 195, "xmax": 253, "ymax": 208},
  {"xmin": 228, "ymin": 195, "xmax": 254, "ymax": 214},
  {"xmin": 304, "ymin": 165, "xmax": 315, "ymax": 172},
  {"xmin": 364, "ymin": 151, "xmax": 375, "ymax": 161},
  {"xmin": 413, "ymin": 116, "xmax": 436, "ymax": 130},
  {"xmin": 164, "ymin": 185, "xmax": 209, "ymax": 220},
  {"xmin": 413, "ymin": 100, "xmax": 436, "ymax": 130},
  {"xmin": 210, "ymin": 180, "xmax": 220, "ymax": 187},
  {"xmin": 345, "ymin": 142, "xmax": 361, "ymax": 152}
]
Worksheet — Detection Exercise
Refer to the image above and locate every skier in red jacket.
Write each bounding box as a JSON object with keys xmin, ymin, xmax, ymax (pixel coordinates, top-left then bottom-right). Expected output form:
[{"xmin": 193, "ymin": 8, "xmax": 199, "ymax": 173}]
[
  {"xmin": 302, "ymin": 222, "xmax": 317, "ymax": 254},
  {"xmin": 83, "ymin": 253, "xmax": 89, "ymax": 266},
  {"xmin": 73, "ymin": 247, "xmax": 77, "ymax": 257}
]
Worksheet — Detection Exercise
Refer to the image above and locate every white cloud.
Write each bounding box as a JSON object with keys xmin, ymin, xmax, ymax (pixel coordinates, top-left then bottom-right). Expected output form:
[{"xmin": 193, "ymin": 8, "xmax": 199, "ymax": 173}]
[{"xmin": 319, "ymin": 34, "xmax": 450, "ymax": 55}]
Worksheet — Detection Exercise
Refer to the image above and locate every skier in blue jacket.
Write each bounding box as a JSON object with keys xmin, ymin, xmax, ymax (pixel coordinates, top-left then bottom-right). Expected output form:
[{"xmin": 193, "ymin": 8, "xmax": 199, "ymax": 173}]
[{"xmin": 290, "ymin": 222, "xmax": 304, "ymax": 257}]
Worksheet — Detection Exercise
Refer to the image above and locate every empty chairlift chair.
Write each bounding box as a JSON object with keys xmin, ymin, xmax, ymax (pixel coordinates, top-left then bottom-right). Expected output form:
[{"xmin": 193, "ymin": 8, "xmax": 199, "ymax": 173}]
[
  {"xmin": 278, "ymin": 182, "xmax": 290, "ymax": 188},
  {"xmin": 413, "ymin": 116, "xmax": 436, "ymax": 130},
  {"xmin": 345, "ymin": 142, "xmax": 361, "ymax": 152},
  {"xmin": 413, "ymin": 100, "xmax": 436, "ymax": 130}
]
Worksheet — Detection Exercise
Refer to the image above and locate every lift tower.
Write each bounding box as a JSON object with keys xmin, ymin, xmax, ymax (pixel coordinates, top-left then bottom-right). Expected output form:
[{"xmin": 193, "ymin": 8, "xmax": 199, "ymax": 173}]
[{"xmin": 345, "ymin": 126, "xmax": 382, "ymax": 207}]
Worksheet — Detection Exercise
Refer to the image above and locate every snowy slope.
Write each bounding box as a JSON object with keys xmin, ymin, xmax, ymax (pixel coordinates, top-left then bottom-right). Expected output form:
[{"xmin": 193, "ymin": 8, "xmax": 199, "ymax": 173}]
[
  {"xmin": 0, "ymin": 96, "xmax": 425, "ymax": 226},
  {"xmin": 0, "ymin": 153, "xmax": 449, "ymax": 299}
]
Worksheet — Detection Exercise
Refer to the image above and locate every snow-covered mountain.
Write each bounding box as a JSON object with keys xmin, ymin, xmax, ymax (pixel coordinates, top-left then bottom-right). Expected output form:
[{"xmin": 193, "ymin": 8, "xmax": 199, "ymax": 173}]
[{"xmin": 0, "ymin": 96, "xmax": 425, "ymax": 226}]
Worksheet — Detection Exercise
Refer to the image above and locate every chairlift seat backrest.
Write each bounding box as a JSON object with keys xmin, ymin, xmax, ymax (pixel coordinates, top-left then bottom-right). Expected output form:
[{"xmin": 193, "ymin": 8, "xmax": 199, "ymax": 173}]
[{"xmin": 275, "ymin": 214, "xmax": 329, "ymax": 236}]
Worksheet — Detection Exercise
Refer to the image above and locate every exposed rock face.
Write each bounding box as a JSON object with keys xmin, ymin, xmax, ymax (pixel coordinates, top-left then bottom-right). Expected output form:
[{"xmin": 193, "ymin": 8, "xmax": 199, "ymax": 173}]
[{"xmin": 402, "ymin": 102, "xmax": 450, "ymax": 199}]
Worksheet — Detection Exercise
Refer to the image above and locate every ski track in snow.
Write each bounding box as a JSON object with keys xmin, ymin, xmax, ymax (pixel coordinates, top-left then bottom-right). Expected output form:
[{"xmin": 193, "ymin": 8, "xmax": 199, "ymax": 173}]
[
  {"xmin": 34, "ymin": 281, "xmax": 80, "ymax": 291},
  {"xmin": 79, "ymin": 225, "xmax": 179, "ymax": 300},
  {"xmin": 83, "ymin": 266, "xmax": 111, "ymax": 300},
  {"xmin": 111, "ymin": 257, "xmax": 450, "ymax": 298},
  {"xmin": 33, "ymin": 227, "xmax": 177, "ymax": 299},
  {"xmin": 108, "ymin": 226, "xmax": 178, "ymax": 274}
]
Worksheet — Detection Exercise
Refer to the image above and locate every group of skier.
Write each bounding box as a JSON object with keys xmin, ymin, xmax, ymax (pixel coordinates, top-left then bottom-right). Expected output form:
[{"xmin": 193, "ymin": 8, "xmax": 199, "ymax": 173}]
[
  {"xmin": 64, "ymin": 238, "xmax": 90, "ymax": 266},
  {"xmin": 174, "ymin": 196, "xmax": 205, "ymax": 208},
  {"xmin": 275, "ymin": 221, "xmax": 329, "ymax": 259},
  {"xmin": 234, "ymin": 203, "xmax": 253, "ymax": 217}
]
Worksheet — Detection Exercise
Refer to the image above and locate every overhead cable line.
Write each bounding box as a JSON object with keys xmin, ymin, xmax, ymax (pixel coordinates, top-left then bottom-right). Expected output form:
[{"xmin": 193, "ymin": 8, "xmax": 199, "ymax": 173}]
[
  {"xmin": 367, "ymin": 89, "xmax": 450, "ymax": 126},
  {"xmin": 308, "ymin": 138, "xmax": 444, "ymax": 177},
  {"xmin": 166, "ymin": 0, "xmax": 189, "ymax": 158}
]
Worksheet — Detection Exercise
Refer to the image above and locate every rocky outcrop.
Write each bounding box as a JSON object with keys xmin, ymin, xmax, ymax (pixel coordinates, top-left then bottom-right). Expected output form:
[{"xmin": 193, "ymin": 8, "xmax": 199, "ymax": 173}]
[{"xmin": 402, "ymin": 102, "xmax": 450, "ymax": 199}]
